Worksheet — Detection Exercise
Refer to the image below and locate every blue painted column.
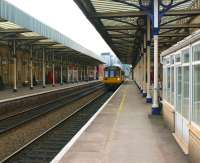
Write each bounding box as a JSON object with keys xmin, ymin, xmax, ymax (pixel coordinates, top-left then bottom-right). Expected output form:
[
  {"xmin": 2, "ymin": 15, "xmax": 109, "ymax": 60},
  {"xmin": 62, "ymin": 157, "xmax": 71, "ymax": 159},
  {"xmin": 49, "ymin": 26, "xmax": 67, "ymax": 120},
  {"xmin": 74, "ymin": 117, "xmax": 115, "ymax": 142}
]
[
  {"xmin": 143, "ymin": 33, "xmax": 147, "ymax": 97},
  {"xmin": 146, "ymin": 16, "xmax": 152, "ymax": 103},
  {"xmin": 152, "ymin": 0, "xmax": 160, "ymax": 114}
]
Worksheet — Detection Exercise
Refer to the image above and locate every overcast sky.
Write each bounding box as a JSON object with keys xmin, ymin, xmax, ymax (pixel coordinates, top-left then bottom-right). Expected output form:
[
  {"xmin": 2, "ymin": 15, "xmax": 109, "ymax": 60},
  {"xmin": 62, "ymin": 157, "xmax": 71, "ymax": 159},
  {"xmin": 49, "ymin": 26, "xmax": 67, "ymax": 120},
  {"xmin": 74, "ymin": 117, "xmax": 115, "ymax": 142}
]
[{"xmin": 6, "ymin": 0, "xmax": 116, "ymax": 57}]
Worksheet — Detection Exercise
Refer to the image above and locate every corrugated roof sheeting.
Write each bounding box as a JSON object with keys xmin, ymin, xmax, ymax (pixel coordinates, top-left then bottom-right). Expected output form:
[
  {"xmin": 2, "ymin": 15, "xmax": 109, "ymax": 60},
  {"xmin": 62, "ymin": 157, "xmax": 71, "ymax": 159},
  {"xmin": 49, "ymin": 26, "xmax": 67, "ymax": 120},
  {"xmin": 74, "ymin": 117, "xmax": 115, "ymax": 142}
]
[
  {"xmin": 74, "ymin": 0, "xmax": 200, "ymax": 65},
  {"xmin": 0, "ymin": 0, "xmax": 104, "ymax": 63}
]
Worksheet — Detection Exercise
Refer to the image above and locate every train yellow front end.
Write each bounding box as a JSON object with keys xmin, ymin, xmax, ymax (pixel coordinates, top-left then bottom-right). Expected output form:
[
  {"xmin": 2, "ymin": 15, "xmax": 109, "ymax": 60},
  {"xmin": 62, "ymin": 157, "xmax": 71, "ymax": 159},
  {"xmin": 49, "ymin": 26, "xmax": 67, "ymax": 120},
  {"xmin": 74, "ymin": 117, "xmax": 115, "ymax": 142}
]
[{"xmin": 102, "ymin": 65, "xmax": 124, "ymax": 89}]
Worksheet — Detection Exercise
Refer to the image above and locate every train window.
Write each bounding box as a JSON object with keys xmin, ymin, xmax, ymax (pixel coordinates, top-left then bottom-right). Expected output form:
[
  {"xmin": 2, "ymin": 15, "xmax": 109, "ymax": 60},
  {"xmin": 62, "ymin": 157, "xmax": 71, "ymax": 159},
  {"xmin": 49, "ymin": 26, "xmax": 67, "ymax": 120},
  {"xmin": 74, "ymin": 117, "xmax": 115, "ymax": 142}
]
[
  {"xmin": 182, "ymin": 66, "xmax": 189, "ymax": 119},
  {"xmin": 176, "ymin": 66, "xmax": 182, "ymax": 114},
  {"xmin": 110, "ymin": 70, "xmax": 115, "ymax": 77},
  {"xmin": 193, "ymin": 44, "xmax": 200, "ymax": 61},
  {"xmin": 105, "ymin": 70, "xmax": 109, "ymax": 77},
  {"xmin": 192, "ymin": 64, "xmax": 200, "ymax": 125},
  {"xmin": 115, "ymin": 69, "xmax": 120, "ymax": 77}
]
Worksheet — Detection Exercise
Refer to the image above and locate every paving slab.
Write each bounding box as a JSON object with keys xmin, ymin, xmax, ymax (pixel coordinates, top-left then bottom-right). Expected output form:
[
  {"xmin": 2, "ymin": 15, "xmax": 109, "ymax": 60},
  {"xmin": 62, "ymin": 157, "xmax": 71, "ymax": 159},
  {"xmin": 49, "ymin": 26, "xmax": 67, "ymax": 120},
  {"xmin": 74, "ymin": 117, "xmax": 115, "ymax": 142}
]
[{"xmin": 58, "ymin": 82, "xmax": 190, "ymax": 163}]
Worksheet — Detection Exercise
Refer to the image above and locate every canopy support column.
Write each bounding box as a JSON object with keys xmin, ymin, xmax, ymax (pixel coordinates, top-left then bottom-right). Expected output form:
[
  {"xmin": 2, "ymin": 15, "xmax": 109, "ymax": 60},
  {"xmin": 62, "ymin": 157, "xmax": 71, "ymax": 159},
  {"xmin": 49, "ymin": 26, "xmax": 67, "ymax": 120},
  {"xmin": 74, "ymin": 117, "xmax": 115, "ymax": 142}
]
[
  {"xmin": 13, "ymin": 40, "xmax": 17, "ymax": 92},
  {"xmin": 42, "ymin": 48, "xmax": 46, "ymax": 88},
  {"xmin": 30, "ymin": 45, "xmax": 33, "ymax": 89},
  {"xmin": 143, "ymin": 33, "xmax": 147, "ymax": 97},
  {"xmin": 60, "ymin": 56, "xmax": 63, "ymax": 85},
  {"xmin": 146, "ymin": 16, "xmax": 152, "ymax": 103},
  {"xmin": 72, "ymin": 65, "xmax": 75, "ymax": 83},
  {"xmin": 152, "ymin": 0, "xmax": 160, "ymax": 114},
  {"xmin": 52, "ymin": 51, "xmax": 55, "ymax": 87}
]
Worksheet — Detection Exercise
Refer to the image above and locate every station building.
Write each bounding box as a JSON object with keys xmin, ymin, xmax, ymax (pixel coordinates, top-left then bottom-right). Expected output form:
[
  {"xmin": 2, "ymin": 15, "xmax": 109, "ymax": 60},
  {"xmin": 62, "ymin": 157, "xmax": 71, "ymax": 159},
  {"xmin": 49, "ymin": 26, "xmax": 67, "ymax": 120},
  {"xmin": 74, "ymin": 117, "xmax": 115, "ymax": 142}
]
[{"xmin": 1, "ymin": 0, "xmax": 200, "ymax": 163}]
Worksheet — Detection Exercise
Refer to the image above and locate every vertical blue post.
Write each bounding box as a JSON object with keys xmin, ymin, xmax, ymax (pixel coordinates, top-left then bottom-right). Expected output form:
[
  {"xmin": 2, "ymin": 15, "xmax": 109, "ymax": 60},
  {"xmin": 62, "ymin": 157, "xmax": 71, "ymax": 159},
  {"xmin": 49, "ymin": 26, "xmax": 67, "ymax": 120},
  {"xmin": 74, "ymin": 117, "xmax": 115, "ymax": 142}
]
[
  {"xmin": 152, "ymin": 0, "xmax": 161, "ymax": 115},
  {"xmin": 146, "ymin": 16, "xmax": 152, "ymax": 103}
]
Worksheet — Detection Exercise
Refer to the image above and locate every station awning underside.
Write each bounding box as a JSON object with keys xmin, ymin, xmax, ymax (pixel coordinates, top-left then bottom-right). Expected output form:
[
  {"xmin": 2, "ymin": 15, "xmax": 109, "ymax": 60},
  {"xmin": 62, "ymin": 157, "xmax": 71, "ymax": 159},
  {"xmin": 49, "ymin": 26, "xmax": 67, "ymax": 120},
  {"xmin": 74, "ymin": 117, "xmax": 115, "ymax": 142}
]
[
  {"xmin": 0, "ymin": 0, "xmax": 104, "ymax": 64},
  {"xmin": 74, "ymin": 0, "xmax": 200, "ymax": 65}
]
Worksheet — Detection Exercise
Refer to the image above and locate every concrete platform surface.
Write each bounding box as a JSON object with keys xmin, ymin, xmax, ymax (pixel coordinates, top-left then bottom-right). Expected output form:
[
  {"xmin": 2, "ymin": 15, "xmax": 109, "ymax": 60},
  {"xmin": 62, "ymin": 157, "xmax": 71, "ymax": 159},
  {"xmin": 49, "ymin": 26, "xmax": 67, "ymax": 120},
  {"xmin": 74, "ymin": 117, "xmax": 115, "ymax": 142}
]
[
  {"xmin": 0, "ymin": 80, "xmax": 97, "ymax": 103},
  {"xmin": 58, "ymin": 82, "xmax": 190, "ymax": 163}
]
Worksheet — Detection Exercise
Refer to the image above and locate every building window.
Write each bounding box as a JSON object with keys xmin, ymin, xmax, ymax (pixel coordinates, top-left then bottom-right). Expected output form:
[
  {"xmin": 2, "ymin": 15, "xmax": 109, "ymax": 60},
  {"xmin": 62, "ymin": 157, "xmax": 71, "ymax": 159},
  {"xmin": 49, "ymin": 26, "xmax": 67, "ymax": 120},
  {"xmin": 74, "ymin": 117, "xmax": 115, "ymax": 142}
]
[
  {"xmin": 176, "ymin": 66, "xmax": 182, "ymax": 113},
  {"xmin": 171, "ymin": 67, "xmax": 174, "ymax": 105},
  {"xmin": 167, "ymin": 67, "xmax": 171, "ymax": 102},
  {"xmin": 193, "ymin": 44, "xmax": 200, "ymax": 61},
  {"xmin": 163, "ymin": 66, "xmax": 167, "ymax": 99},
  {"xmin": 192, "ymin": 64, "xmax": 200, "ymax": 125},
  {"xmin": 175, "ymin": 54, "xmax": 181, "ymax": 63},
  {"xmin": 182, "ymin": 66, "xmax": 189, "ymax": 119},
  {"xmin": 183, "ymin": 49, "xmax": 189, "ymax": 63}
]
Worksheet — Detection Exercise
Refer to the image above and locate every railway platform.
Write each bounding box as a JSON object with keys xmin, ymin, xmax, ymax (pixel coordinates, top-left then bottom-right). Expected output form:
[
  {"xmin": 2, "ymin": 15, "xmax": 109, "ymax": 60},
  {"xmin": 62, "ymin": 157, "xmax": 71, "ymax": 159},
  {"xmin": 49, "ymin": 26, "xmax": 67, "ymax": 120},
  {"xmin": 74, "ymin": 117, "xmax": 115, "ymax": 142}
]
[
  {"xmin": 53, "ymin": 81, "xmax": 190, "ymax": 163},
  {"xmin": 0, "ymin": 80, "xmax": 98, "ymax": 103}
]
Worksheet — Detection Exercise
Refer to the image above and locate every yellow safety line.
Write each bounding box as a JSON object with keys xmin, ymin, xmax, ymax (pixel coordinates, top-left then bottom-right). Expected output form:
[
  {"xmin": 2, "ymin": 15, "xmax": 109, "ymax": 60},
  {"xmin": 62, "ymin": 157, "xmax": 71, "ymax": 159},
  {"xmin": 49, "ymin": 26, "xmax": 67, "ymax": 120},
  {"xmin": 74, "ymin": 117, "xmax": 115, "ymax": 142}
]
[
  {"xmin": 103, "ymin": 86, "xmax": 128, "ymax": 154},
  {"xmin": 118, "ymin": 90, "xmax": 127, "ymax": 112}
]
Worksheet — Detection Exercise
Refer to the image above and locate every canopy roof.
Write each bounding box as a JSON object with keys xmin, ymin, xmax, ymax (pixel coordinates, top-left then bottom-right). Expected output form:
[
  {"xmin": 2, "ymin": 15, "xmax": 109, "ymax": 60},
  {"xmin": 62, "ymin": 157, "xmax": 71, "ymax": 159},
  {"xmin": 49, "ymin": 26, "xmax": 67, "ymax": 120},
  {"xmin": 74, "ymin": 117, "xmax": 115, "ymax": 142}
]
[
  {"xmin": 0, "ymin": 0, "xmax": 104, "ymax": 64},
  {"xmin": 74, "ymin": 0, "xmax": 200, "ymax": 65}
]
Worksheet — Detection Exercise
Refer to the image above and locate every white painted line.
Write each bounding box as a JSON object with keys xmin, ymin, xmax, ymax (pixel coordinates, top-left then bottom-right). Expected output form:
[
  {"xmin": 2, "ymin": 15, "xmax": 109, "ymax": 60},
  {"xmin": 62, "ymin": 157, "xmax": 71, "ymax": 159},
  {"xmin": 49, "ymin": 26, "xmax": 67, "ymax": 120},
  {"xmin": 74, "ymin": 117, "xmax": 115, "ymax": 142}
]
[
  {"xmin": 51, "ymin": 85, "xmax": 122, "ymax": 163},
  {"xmin": 0, "ymin": 81, "xmax": 98, "ymax": 103}
]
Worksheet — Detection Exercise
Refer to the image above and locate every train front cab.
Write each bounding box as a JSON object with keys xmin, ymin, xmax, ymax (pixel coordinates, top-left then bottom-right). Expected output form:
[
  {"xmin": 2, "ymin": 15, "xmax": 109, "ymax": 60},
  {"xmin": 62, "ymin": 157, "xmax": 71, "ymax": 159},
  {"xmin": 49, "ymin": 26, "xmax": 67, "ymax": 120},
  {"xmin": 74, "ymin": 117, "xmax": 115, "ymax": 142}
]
[{"xmin": 103, "ymin": 66, "xmax": 124, "ymax": 89}]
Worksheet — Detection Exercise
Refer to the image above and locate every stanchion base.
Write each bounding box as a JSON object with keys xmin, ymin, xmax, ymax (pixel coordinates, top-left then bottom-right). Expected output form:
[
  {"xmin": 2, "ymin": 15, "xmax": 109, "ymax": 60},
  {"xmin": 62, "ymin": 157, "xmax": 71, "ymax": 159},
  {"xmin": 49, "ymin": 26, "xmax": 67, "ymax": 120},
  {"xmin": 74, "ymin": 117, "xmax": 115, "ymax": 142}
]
[
  {"xmin": 152, "ymin": 107, "xmax": 161, "ymax": 115},
  {"xmin": 142, "ymin": 92, "xmax": 147, "ymax": 97},
  {"xmin": 146, "ymin": 98, "xmax": 152, "ymax": 103},
  {"xmin": 13, "ymin": 89, "xmax": 17, "ymax": 92},
  {"xmin": 43, "ymin": 86, "xmax": 46, "ymax": 88},
  {"xmin": 30, "ymin": 87, "xmax": 34, "ymax": 90},
  {"xmin": 52, "ymin": 85, "xmax": 55, "ymax": 87}
]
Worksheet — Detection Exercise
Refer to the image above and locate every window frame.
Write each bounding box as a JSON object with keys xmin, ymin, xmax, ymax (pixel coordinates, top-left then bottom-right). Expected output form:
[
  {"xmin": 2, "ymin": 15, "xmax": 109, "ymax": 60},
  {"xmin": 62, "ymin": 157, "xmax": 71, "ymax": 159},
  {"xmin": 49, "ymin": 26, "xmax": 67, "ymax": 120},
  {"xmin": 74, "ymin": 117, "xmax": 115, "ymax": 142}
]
[{"xmin": 191, "ymin": 41, "xmax": 200, "ymax": 125}]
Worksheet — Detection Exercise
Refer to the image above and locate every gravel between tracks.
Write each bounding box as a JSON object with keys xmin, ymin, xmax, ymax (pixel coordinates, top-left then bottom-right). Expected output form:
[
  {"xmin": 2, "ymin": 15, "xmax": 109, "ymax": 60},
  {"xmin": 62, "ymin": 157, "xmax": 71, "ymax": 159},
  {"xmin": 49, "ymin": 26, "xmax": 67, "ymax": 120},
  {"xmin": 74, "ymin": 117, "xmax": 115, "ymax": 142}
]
[{"xmin": 0, "ymin": 89, "xmax": 105, "ymax": 161}]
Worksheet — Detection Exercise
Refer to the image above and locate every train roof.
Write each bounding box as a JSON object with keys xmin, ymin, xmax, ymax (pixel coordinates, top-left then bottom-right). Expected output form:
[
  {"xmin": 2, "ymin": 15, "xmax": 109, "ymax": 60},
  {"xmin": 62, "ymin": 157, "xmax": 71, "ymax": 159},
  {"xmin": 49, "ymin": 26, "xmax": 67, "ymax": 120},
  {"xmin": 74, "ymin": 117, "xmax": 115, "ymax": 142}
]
[{"xmin": 105, "ymin": 64, "xmax": 124, "ymax": 71}]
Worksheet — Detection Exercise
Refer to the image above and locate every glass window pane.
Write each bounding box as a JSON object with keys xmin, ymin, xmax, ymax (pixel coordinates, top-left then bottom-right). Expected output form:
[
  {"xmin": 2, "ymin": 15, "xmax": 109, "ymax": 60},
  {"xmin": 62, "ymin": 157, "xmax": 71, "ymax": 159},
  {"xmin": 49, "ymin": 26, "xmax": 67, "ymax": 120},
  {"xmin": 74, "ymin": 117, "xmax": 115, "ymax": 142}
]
[
  {"xmin": 182, "ymin": 66, "xmax": 189, "ymax": 119},
  {"xmin": 110, "ymin": 70, "xmax": 115, "ymax": 77},
  {"xmin": 170, "ymin": 56, "xmax": 174, "ymax": 64},
  {"xmin": 182, "ymin": 49, "xmax": 189, "ymax": 63},
  {"xmin": 175, "ymin": 54, "xmax": 181, "ymax": 63},
  {"xmin": 193, "ymin": 44, "xmax": 200, "ymax": 61},
  {"xmin": 105, "ymin": 71, "xmax": 109, "ymax": 77},
  {"xmin": 192, "ymin": 64, "xmax": 200, "ymax": 125},
  {"xmin": 176, "ymin": 67, "xmax": 182, "ymax": 113},
  {"xmin": 171, "ymin": 67, "xmax": 174, "ymax": 105},
  {"xmin": 167, "ymin": 67, "xmax": 170, "ymax": 102},
  {"xmin": 163, "ymin": 67, "xmax": 167, "ymax": 99}
]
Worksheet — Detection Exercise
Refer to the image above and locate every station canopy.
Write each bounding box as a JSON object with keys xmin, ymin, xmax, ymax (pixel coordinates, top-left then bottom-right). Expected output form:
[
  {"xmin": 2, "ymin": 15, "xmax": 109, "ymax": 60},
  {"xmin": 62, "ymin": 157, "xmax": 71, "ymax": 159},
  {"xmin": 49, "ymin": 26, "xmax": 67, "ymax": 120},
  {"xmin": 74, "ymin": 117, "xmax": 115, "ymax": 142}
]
[
  {"xmin": 74, "ymin": 0, "xmax": 200, "ymax": 65},
  {"xmin": 0, "ymin": 0, "xmax": 104, "ymax": 64}
]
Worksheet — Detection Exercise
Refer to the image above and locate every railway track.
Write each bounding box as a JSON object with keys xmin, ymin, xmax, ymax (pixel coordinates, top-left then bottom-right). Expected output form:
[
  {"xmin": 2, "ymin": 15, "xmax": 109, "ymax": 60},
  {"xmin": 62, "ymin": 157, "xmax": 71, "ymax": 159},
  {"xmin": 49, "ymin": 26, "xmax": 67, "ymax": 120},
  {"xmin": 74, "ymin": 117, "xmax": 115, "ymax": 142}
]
[
  {"xmin": 0, "ymin": 82, "xmax": 100, "ymax": 120},
  {"xmin": 2, "ymin": 91, "xmax": 113, "ymax": 163},
  {"xmin": 0, "ymin": 82, "xmax": 104, "ymax": 134}
]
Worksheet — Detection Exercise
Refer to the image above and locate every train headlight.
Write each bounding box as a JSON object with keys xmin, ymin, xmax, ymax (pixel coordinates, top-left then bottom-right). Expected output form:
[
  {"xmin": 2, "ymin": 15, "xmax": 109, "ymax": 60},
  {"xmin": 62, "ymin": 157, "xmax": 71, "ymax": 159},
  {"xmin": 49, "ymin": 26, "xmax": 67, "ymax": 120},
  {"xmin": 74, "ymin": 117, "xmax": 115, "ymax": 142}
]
[{"xmin": 117, "ymin": 78, "xmax": 120, "ymax": 81}]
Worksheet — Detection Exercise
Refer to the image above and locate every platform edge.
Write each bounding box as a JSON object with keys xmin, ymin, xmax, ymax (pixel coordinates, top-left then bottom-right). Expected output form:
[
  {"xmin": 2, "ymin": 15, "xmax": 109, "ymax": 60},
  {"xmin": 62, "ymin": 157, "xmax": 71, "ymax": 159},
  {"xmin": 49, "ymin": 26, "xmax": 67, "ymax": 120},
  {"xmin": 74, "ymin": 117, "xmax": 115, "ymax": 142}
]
[{"xmin": 50, "ymin": 84, "xmax": 122, "ymax": 163}]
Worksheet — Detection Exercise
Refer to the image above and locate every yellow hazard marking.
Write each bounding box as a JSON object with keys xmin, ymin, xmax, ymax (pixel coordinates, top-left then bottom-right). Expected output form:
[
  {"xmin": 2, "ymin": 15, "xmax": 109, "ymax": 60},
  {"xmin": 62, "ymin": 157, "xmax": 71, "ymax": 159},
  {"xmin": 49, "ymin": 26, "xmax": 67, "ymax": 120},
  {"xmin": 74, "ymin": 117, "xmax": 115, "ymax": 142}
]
[
  {"xmin": 118, "ymin": 88, "xmax": 127, "ymax": 112},
  {"xmin": 103, "ymin": 86, "xmax": 128, "ymax": 153}
]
